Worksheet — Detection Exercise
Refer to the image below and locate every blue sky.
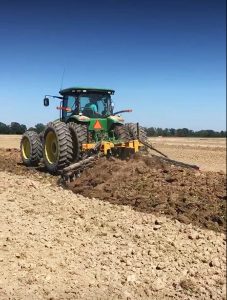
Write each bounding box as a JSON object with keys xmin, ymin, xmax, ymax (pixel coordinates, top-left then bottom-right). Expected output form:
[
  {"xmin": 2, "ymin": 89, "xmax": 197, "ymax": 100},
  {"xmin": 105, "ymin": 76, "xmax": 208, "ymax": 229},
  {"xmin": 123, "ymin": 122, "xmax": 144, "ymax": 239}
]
[{"xmin": 0, "ymin": 0, "xmax": 226, "ymax": 130}]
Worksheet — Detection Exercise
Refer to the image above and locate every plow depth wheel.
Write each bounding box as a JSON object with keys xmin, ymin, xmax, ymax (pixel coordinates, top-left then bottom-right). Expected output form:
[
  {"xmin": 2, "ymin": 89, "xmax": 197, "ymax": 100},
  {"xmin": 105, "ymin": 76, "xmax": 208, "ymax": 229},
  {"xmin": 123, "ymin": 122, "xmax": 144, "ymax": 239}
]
[
  {"xmin": 43, "ymin": 121, "xmax": 73, "ymax": 174},
  {"xmin": 20, "ymin": 131, "xmax": 42, "ymax": 166}
]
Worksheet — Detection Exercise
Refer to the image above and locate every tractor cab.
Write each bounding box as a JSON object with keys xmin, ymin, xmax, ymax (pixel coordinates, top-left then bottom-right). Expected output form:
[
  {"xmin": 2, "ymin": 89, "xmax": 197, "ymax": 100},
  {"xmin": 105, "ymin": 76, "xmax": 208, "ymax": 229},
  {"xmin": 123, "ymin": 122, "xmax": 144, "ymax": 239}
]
[
  {"xmin": 21, "ymin": 86, "xmax": 150, "ymax": 174},
  {"xmin": 43, "ymin": 87, "xmax": 133, "ymax": 141},
  {"xmin": 59, "ymin": 87, "xmax": 115, "ymax": 121}
]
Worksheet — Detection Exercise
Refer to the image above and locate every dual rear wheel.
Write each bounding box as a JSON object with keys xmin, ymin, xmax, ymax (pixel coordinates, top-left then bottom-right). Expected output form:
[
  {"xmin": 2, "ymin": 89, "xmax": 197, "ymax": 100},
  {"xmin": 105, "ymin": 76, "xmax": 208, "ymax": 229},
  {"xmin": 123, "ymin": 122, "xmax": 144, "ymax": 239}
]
[
  {"xmin": 21, "ymin": 121, "xmax": 86, "ymax": 174},
  {"xmin": 20, "ymin": 131, "xmax": 42, "ymax": 166},
  {"xmin": 43, "ymin": 121, "xmax": 73, "ymax": 173}
]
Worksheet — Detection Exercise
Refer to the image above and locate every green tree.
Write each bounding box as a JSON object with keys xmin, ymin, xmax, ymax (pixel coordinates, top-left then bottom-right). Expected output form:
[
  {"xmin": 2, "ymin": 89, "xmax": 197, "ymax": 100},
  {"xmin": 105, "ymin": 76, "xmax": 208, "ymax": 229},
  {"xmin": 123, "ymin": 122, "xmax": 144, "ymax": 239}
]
[
  {"xmin": 35, "ymin": 123, "xmax": 45, "ymax": 133},
  {"xmin": 10, "ymin": 122, "xmax": 27, "ymax": 134},
  {"xmin": 169, "ymin": 128, "xmax": 175, "ymax": 136},
  {"xmin": 28, "ymin": 127, "xmax": 36, "ymax": 132},
  {"xmin": 156, "ymin": 127, "xmax": 163, "ymax": 136},
  {"xmin": 176, "ymin": 128, "xmax": 189, "ymax": 137},
  {"xmin": 162, "ymin": 128, "xmax": 170, "ymax": 136},
  {"xmin": 146, "ymin": 127, "xmax": 156, "ymax": 136},
  {"xmin": 0, "ymin": 122, "xmax": 10, "ymax": 134},
  {"xmin": 220, "ymin": 130, "xmax": 226, "ymax": 137}
]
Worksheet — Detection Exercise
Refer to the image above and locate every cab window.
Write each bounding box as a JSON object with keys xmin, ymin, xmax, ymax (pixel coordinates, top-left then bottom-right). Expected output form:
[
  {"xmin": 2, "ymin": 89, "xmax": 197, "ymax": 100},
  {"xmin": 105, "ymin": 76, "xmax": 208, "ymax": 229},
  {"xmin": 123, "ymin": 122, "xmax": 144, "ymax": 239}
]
[
  {"xmin": 79, "ymin": 93, "xmax": 110, "ymax": 117},
  {"xmin": 62, "ymin": 95, "xmax": 77, "ymax": 119}
]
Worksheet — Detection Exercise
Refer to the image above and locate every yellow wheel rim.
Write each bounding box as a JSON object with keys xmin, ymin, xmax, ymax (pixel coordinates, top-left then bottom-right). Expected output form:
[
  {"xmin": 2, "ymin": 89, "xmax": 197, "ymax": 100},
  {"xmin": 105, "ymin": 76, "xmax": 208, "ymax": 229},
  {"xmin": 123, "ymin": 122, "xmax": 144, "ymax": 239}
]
[
  {"xmin": 22, "ymin": 137, "xmax": 31, "ymax": 159},
  {"xmin": 45, "ymin": 131, "xmax": 58, "ymax": 164}
]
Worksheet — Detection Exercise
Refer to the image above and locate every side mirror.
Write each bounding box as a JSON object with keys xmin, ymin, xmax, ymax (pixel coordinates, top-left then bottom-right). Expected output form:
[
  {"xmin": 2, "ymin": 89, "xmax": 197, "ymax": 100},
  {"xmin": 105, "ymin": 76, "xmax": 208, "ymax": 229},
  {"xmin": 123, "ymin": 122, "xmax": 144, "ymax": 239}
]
[{"xmin": 43, "ymin": 97, "xmax": 49, "ymax": 107}]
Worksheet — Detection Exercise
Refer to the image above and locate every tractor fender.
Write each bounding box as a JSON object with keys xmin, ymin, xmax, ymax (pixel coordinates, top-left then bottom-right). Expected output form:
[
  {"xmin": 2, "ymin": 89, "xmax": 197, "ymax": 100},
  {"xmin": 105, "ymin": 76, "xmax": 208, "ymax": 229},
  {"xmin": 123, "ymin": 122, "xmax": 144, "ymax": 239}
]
[
  {"xmin": 66, "ymin": 115, "xmax": 90, "ymax": 123},
  {"xmin": 108, "ymin": 115, "xmax": 124, "ymax": 125}
]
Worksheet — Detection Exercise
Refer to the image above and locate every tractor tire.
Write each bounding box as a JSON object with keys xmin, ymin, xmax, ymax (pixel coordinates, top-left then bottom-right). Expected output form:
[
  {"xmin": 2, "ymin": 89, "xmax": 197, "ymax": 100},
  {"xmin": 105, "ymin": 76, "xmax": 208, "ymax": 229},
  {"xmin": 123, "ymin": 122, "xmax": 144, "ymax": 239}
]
[
  {"xmin": 20, "ymin": 131, "xmax": 42, "ymax": 166},
  {"xmin": 114, "ymin": 125, "xmax": 130, "ymax": 142},
  {"xmin": 39, "ymin": 131, "xmax": 44, "ymax": 145},
  {"xmin": 67, "ymin": 122, "xmax": 87, "ymax": 162},
  {"xmin": 125, "ymin": 123, "xmax": 148, "ymax": 142},
  {"xmin": 43, "ymin": 121, "xmax": 73, "ymax": 174}
]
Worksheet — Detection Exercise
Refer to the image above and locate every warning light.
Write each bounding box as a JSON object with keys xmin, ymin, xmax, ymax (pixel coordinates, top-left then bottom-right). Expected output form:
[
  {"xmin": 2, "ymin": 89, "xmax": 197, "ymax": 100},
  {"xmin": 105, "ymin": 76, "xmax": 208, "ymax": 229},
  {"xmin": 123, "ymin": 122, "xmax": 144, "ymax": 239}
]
[{"xmin": 93, "ymin": 120, "xmax": 102, "ymax": 129}]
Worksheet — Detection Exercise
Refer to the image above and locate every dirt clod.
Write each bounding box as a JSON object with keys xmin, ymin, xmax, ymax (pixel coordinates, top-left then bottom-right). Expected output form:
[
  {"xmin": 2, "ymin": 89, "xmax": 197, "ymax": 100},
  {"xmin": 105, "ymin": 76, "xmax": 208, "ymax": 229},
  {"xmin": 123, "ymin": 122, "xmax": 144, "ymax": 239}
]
[{"xmin": 180, "ymin": 279, "xmax": 196, "ymax": 291}]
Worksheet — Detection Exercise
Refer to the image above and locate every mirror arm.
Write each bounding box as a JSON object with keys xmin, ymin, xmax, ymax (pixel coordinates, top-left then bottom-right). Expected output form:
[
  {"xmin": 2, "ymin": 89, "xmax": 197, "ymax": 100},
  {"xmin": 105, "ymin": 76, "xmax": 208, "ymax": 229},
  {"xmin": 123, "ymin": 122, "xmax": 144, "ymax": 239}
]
[{"xmin": 45, "ymin": 95, "xmax": 63, "ymax": 100}]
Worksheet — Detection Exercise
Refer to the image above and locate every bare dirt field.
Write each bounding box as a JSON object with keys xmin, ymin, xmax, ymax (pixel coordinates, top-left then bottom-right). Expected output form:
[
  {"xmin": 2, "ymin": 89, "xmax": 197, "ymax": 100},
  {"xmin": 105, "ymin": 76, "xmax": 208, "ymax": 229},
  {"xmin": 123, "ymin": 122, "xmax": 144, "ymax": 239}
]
[
  {"xmin": 0, "ymin": 135, "xmax": 226, "ymax": 299},
  {"xmin": 0, "ymin": 135, "xmax": 21, "ymax": 149},
  {"xmin": 148, "ymin": 137, "xmax": 226, "ymax": 173}
]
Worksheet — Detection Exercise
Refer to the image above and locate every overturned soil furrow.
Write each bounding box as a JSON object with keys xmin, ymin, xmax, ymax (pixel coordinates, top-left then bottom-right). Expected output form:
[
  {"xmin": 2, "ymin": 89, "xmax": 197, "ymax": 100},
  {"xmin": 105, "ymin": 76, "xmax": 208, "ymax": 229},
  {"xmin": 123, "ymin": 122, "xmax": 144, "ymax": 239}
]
[
  {"xmin": 0, "ymin": 148, "xmax": 226, "ymax": 233},
  {"xmin": 67, "ymin": 155, "xmax": 226, "ymax": 233}
]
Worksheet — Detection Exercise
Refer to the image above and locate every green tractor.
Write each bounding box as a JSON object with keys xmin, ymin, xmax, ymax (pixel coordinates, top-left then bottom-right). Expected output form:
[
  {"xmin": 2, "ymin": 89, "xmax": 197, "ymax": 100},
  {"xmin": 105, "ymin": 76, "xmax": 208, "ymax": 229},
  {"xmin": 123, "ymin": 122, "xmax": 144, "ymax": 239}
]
[{"xmin": 21, "ymin": 87, "xmax": 147, "ymax": 174}]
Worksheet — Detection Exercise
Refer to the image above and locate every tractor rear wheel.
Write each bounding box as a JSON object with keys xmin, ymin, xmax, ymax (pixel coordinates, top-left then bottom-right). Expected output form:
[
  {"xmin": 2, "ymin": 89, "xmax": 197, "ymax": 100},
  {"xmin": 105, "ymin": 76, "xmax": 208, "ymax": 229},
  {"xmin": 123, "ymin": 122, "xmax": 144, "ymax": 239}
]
[
  {"xmin": 43, "ymin": 121, "xmax": 73, "ymax": 173},
  {"xmin": 67, "ymin": 122, "xmax": 87, "ymax": 162},
  {"xmin": 125, "ymin": 123, "xmax": 148, "ymax": 142},
  {"xmin": 114, "ymin": 125, "xmax": 130, "ymax": 142},
  {"xmin": 20, "ymin": 131, "xmax": 42, "ymax": 166}
]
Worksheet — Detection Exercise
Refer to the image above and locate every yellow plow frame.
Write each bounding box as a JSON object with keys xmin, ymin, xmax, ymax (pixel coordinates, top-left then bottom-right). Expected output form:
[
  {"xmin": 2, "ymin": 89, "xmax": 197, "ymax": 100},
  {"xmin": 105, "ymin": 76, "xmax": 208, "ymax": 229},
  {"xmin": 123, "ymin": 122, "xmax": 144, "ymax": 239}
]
[
  {"xmin": 82, "ymin": 140, "xmax": 142, "ymax": 155},
  {"xmin": 62, "ymin": 139, "xmax": 198, "ymax": 180}
]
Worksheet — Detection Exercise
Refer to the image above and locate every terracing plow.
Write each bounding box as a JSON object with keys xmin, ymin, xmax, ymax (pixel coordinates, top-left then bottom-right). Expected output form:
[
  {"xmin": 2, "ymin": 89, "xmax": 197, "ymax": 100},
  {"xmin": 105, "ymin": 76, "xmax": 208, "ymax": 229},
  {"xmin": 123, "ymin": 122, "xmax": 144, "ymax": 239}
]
[{"xmin": 60, "ymin": 136, "xmax": 199, "ymax": 181}]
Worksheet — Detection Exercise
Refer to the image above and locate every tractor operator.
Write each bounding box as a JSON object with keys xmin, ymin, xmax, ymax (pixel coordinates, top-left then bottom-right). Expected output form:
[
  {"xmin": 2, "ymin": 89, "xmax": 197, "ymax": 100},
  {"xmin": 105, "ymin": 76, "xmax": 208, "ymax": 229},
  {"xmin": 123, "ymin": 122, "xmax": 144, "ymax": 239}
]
[
  {"xmin": 84, "ymin": 99, "xmax": 98, "ymax": 114},
  {"xmin": 83, "ymin": 96, "xmax": 103, "ymax": 117}
]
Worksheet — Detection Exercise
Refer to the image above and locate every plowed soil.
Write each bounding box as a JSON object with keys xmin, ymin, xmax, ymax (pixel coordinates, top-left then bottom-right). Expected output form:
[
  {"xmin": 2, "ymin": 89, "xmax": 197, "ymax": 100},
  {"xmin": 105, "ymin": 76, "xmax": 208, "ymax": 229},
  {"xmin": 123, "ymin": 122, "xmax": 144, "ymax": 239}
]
[
  {"xmin": 0, "ymin": 146, "xmax": 226, "ymax": 299},
  {"xmin": 0, "ymin": 148, "xmax": 57, "ymax": 185},
  {"xmin": 0, "ymin": 148, "xmax": 226, "ymax": 233},
  {"xmin": 68, "ymin": 155, "xmax": 226, "ymax": 233}
]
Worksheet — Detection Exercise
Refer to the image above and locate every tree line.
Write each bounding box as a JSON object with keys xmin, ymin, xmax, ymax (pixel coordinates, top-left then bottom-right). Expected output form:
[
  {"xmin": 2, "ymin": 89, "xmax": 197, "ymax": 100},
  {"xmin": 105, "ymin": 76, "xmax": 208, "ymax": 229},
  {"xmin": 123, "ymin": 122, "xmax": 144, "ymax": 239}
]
[
  {"xmin": 0, "ymin": 122, "xmax": 45, "ymax": 134},
  {"xmin": 145, "ymin": 127, "xmax": 226, "ymax": 137},
  {"xmin": 0, "ymin": 122, "xmax": 226, "ymax": 137}
]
